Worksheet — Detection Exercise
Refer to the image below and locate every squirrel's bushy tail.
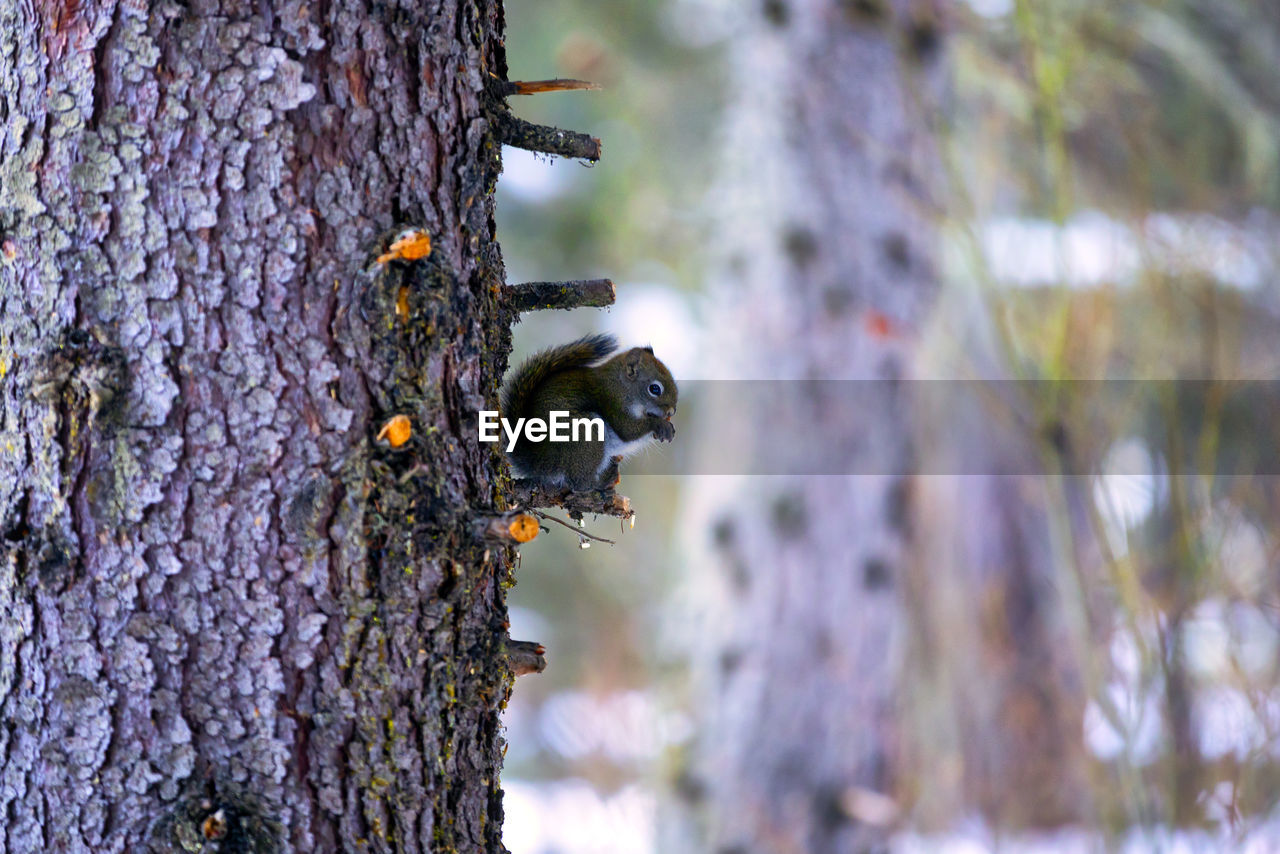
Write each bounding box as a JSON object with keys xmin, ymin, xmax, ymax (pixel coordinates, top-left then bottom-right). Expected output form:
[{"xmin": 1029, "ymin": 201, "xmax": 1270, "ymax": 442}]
[{"xmin": 501, "ymin": 333, "xmax": 617, "ymax": 419}]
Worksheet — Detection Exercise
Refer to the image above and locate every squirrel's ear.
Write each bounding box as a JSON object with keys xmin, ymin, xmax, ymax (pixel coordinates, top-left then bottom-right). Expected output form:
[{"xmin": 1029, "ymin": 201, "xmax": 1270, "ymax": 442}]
[
  {"xmin": 625, "ymin": 360, "xmax": 638, "ymax": 378},
  {"xmin": 641, "ymin": 345, "xmax": 653, "ymax": 354}
]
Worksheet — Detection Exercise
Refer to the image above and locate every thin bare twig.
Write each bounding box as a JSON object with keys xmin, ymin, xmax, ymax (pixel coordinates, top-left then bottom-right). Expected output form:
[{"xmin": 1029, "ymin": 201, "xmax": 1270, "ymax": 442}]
[{"xmin": 530, "ymin": 509, "xmax": 617, "ymax": 545}]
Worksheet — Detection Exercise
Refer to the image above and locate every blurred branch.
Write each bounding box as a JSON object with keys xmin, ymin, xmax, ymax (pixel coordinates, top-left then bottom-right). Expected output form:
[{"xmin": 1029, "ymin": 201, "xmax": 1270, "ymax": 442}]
[{"xmin": 1136, "ymin": 5, "xmax": 1279, "ymax": 191}]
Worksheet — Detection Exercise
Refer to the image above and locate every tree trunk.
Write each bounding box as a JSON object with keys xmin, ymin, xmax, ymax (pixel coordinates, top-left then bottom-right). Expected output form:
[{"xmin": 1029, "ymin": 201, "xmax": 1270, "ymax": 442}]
[
  {"xmin": 0, "ymin": 1, "xmax": 519, "ymax": 850},
  {"xmin": 676, "ymin": 2, "xmax": 944, "ymax": 851}
]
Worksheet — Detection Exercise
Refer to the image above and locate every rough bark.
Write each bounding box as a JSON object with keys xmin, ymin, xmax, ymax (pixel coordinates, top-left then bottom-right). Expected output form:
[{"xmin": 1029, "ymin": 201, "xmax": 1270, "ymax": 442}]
[
  {"xmin": 675, "ymin": 1, "xmax": 944, "ymax": 852},
  {"xmin": 0, "ymin": 1, "xmax": 522, "ymax": 851}
]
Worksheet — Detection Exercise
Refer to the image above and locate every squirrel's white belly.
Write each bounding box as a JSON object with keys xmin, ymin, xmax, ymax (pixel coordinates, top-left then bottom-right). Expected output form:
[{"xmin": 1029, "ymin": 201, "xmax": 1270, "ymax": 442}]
[{"xmin": 506, "ymin": 422, "xmax": 654, "ymax": 484}]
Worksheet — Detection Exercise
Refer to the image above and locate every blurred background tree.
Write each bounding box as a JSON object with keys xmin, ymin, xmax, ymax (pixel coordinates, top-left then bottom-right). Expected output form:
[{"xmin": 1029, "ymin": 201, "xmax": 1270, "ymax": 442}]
[{"xmin": 495, "ymin": 0, "xmax": 1280, "ymax": 851}]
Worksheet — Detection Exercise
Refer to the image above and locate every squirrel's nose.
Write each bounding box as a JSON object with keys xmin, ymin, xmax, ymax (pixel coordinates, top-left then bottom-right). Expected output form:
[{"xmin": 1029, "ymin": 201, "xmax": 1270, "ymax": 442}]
[{"xmin": 665, "ymin": 406, "xmax": 676, "ymax": 418}]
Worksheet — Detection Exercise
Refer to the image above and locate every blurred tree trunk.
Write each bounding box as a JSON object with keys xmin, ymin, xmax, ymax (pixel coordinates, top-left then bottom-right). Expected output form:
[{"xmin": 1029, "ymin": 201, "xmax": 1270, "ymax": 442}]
[
  {"xmin": 677, "ymin": 1, "xmax": 945, "ymax": 851},
  {"xmin": 0, "ymin": 2, "xmax": 517, "ymax": 851},
  {"xmin": 677, "ymin": 1, "xmax": 1093, "ymax": 849},
  {"xmin": 905, "ymin": 390, "xmax": 1094, "ymax": 826}
]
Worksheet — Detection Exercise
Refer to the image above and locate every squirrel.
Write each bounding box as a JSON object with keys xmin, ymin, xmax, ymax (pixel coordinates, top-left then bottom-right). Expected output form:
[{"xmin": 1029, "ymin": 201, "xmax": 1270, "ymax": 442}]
[{"xmin": 500, "ymin": 334, "xmax": 677, "ymax": 490}]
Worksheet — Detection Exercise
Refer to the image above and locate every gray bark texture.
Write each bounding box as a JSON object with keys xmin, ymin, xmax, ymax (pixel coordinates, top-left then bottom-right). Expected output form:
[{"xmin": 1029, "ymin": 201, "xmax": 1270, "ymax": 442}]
[
  {"xmin": 675, "ymin": 1, "xmax": 944, "ymax": 852},
  {"xmin": 0, "ymin": 1, "xmax": 521, "ymax": 851}
]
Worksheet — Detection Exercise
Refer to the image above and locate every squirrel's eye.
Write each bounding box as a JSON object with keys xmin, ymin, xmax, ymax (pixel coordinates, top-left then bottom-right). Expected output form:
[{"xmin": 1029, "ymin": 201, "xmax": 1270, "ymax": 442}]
[{"xmin": 648, "ymin": 382, "xmax": 663, "ymax": 397}]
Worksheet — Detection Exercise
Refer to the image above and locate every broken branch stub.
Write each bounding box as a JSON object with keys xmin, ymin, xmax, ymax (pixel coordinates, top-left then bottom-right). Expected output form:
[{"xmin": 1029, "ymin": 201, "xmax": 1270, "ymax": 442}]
[
  {"xmin": 506, "ymin": 279, "xmax": 616, "ymax": 313},
  {"xmin": 506, "ymin": 639, "xmax": 547, "ymax": 677},
  {"xmin": 492, "ymin": 111, "xmax": 602, "ymax": 162},
  {"xmin": 498, "ymin": 78, "xmax": 601, "ymax": 97},
  {"xmin": 510, "ymin": 480, "xmax": 633, "ymax": 520},
  {"xmin": 476, "ymin": 512, "xmax": 541, "ymax": 544}
]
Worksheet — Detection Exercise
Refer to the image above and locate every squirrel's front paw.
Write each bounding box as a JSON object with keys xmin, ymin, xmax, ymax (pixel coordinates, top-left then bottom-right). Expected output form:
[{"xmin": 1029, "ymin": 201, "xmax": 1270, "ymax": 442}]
[
  {"xmin": 600, "ymin": 455, "xmax": 623, "ymax": 488},
  {"xmin": 653, "ymin": 420, "xmax": 676, "ymax": 443}
]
